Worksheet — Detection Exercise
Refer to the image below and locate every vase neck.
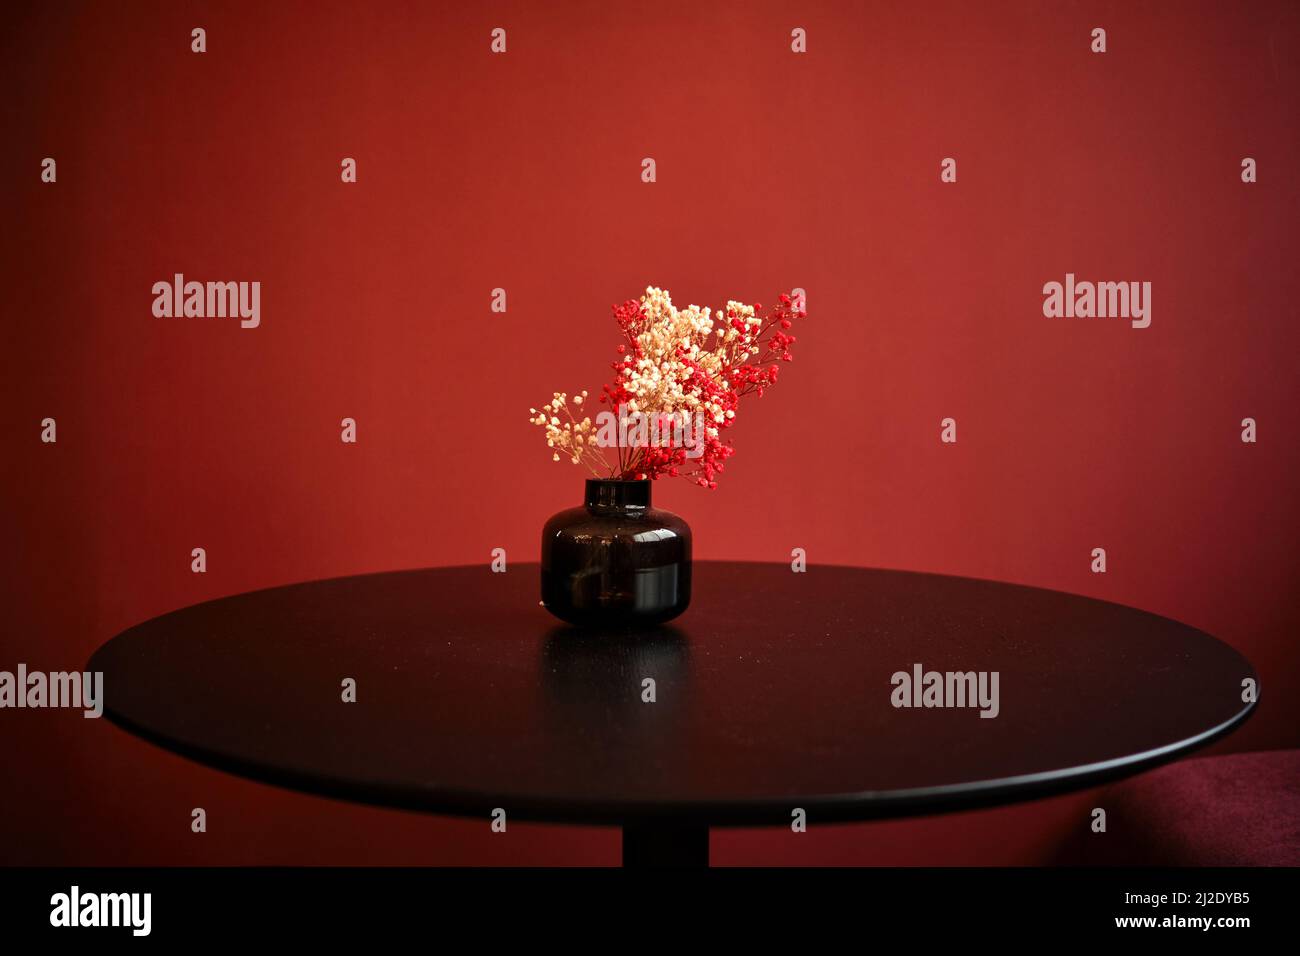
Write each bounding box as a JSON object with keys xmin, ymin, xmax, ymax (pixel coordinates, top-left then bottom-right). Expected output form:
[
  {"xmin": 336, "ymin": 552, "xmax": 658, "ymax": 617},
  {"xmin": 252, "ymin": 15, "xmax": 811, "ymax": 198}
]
[{"xmin": 585, "ymin": 479, "xmax": 651, "ymax": 514}]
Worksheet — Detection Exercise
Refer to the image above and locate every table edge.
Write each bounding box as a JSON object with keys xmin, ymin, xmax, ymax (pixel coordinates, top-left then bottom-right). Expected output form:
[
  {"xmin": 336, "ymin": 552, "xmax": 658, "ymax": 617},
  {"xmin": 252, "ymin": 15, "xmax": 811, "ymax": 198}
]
[{"xmin": 94, "ymin": 693, "xmax": 1257, "ymax": 828}]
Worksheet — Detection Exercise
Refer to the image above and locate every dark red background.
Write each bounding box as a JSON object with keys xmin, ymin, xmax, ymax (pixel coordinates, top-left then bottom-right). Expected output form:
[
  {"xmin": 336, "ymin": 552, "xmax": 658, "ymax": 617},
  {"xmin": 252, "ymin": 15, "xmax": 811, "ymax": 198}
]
[{"xmin": 3, "ymin": 0, "xmax": 1297, "ymax": 864}]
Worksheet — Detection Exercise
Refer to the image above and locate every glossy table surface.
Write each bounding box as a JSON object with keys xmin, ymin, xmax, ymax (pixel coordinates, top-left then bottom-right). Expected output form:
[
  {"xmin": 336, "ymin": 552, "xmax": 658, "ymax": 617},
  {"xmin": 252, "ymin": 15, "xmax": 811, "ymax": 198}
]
[{"xmin": 89, "ymin": 562, "xmax": 1255, "ymax": 829}]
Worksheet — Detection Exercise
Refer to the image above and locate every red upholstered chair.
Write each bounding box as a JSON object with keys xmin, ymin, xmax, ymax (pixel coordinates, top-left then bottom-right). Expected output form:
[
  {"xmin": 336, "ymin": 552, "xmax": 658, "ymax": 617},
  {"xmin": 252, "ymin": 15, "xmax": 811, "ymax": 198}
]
[{"xmin": 1067, "ymin": 750, "xmax": 1300, "ymax": 865}]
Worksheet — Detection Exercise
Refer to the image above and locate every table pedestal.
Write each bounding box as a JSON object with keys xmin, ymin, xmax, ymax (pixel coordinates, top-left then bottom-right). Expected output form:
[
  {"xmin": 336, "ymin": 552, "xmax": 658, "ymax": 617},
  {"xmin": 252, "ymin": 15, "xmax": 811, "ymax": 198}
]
[{"xmin": 621, "ymin": 824, "xmax": 709, "ymax": 867}]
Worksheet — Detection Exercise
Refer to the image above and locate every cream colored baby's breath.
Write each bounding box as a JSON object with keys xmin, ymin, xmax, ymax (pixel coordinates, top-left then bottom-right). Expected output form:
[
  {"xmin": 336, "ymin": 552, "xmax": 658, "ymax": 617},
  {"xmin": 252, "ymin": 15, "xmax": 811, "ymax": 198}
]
[{"xmin": 532, "ymin": 285, "xmax": 771, "ymax": 476}]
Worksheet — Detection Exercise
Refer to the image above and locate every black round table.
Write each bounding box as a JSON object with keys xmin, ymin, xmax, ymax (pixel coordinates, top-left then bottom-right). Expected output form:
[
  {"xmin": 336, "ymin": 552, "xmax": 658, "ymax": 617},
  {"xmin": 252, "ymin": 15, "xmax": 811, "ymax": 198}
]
[{"xmin": 89, "ymin": 562, "xmax": 1257, "ymax": 866}]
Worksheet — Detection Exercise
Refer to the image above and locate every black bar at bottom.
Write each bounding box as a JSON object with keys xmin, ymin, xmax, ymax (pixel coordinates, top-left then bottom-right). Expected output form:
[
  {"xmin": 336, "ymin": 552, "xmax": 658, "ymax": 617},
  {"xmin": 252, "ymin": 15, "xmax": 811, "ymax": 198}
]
[
  {"xmin": 2, "ymin": 866, "xmax": 1282, "ymax": 941},
  {"xmin": 622, "ymin": 824, "xmax": 709, "ymax": 867}
]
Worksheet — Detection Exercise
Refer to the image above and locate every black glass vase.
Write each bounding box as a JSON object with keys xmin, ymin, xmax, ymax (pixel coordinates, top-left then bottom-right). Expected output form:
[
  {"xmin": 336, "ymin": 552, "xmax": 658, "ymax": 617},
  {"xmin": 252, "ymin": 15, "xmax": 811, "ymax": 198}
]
[{"xmin": 541, "ymin": 479, "xmax": 691, "ymax": 626}]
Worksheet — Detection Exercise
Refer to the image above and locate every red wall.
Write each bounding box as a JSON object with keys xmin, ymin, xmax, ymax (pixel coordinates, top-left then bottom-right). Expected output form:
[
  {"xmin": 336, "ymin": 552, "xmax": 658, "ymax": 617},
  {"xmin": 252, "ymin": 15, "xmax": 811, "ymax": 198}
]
[{"xmin": 3, "ymin": 0, "xmax": 1297, "ymax": 865}]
